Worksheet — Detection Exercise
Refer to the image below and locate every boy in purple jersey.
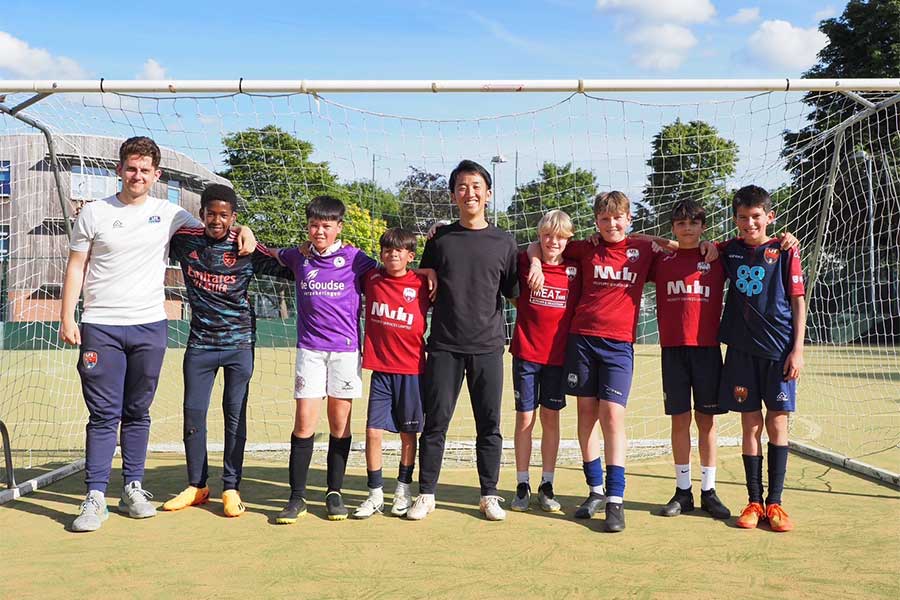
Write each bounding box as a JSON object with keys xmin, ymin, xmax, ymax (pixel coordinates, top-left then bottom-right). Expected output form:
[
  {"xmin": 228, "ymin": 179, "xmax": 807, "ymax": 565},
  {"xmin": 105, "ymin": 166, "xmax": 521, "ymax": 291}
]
[
  {"xmin": 273, "ymin": 196, "xmax": 377, "ymax": 523},
  {"xmin": 718, "ymin": 185, "xmax": 806, "ymax": 533}
]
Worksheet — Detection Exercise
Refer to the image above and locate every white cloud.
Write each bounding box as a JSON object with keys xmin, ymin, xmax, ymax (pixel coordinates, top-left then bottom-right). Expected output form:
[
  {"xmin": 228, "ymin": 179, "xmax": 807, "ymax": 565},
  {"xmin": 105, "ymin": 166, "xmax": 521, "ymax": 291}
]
[
  {"xmin": 746, "ymin": 20, "xmax": 828, "ymax": 71},
  {"xmin": 627, "ymin": 24, "xmax": 698, "ymax": 71},
  {"xmin": 137, "ymin": 58, "xmax": 167, "ymax": 80},
  {"xmin": 727, "ymin": 7, "xmax": 760, "ymax": 25},
  {"xmin": 814, "ymin": 6, "xmax": 838, "ymax": 21},
  {"xmin": 596, "ymin": 0, "xmax": 715, "ymax": 24},
  {"xmin": 0, "ymin": 31, "xmax": 87, "ymax": 79}
]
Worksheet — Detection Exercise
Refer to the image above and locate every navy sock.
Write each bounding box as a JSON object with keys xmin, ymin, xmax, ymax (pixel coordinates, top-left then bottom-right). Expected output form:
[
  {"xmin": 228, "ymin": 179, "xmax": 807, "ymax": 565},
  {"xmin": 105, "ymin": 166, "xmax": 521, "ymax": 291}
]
[
  {"xmin": 367, "ymin": 468, "xmax": 384, "ymax": 490},
  {"xmin": 742, "ymin": 454, "xmax": 764, "ymax": 504},
  {"xmin": 289, "ymin": 434, "xmax": 314, "ymax": 500},
  {"xmin": 582, "ymin": 458, "xmax": 604, "ymax": 488},
  {"xmin": 605, "ymin": 464, "xmax": 626, "ymax": 500},
  {"xmin": 397, "ymin": 463, "xmax": 414, "ymax": 485},
  {"xmin": 326, "ymin": 435, "xmax": 352, "ymax": 493},
  {"xmin": 765, "ymin": 443, "xmax": 789, "ymax": 505}
]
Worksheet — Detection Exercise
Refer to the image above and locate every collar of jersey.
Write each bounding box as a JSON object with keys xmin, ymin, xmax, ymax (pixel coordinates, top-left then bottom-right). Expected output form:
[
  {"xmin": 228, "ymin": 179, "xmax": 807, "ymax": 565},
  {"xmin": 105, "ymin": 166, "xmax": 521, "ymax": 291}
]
[{"xmin": 310, "ymin": 240, "xmax": 343, "ymax": 257}]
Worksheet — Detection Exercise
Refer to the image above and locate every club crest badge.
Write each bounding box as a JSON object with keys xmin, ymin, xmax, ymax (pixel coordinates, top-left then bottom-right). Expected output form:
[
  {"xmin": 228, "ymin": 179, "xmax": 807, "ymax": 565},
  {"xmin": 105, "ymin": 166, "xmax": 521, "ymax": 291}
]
[
  {"xmin": 626, "ymin": 248, "xmax": 640, "ymax": 263},
  {"xmin": 697, "ymin": 261, "xmax": 711, "ymax": 273},
  {"xmin": 764, "ymin": 247, "xmax": 780, "ymax": 264},
  {"xmin": 566, "ymin": 266, "xmax": 577, "ymax": 280},
  {"xmin": 567, "ymin": 373, "xmax": 578, "ymax": 388},
  {"xmin": 112, "ymin": 220, "xmax": 124, "ymax": 229},
  {"xmin": 148, "ymin": 215, "xmax": 161, "ymax": 223},
  {"xmin": 733, "ymin": 385, "xmax": 748, "ymax": 404},
  {"xmin": 403, "ymin": 287, "xmax": 417, "ymax": 303},
  {"xmin": 82, "ymin": 351, "xmax": 98, "ymax": 370},
  {"xmin": 222, "ymin": 252, "xmax": 236, "ymax": 267},
  {"xmin": 334, "ymin": 256, "xmax": 346, "ymax": 268}
]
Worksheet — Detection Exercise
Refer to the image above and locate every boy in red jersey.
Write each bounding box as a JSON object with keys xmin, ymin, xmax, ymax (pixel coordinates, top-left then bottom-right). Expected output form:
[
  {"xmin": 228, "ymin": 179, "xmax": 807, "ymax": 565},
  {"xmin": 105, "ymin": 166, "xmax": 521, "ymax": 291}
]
[
  {"xmin": 353, "ymin": 228, "xmax": 432, "ymax": 519},
  {"xmin": 649, "ymin": 199, "xmax": 731, "ymax": 520},
  {"xmin": 509, "ymin": 210, "xmax": 580, "ymax": 513}
]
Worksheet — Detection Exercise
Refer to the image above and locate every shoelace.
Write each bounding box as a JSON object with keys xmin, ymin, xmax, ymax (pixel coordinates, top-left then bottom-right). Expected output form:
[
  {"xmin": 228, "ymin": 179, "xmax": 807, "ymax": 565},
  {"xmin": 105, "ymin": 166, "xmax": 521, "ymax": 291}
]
[
  {"xmin": 767, "ymin": 504, "xmax": 787, "ymax": 520},
  {"xmin": 126, "ymin": 486, "xmax": 153, "ymax": 502},
  {"xmin": 79, "ymin": 496, "xmax": 102, "ymax": 514},
  {"xmin": 483, "ymin": 495, "xmax": 505, "ymax": 506}
]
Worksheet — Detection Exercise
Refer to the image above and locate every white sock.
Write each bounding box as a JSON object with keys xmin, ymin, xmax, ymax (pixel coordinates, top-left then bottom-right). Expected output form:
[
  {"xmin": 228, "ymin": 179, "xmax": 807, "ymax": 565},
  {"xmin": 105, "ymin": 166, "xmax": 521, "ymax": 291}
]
[
  {"xmin": 395, "ymin": 481, "xmax": 410, "ymax": 491},
  {"xmin": 607, "ymin": 495, "xmax": 623, "ymax": 505},
  {"xmin": 701, "ymin": 465, "xmax": 716, "ymax": 491},
  {"xmin": 675, "ymin": 463, "xmax": 691, "ymax": 490},
  {"xmin": 541, "ymin": 471, "xmax": 555, "ymax": 485},
  {"xmin": 516, "ymin": 471, "xmax": 530, "ymax": 484},
  {"xmin": 369, "ymin": 487, "xmax": 384, "ymax": 499},
  {"xmin": 589, "ymin": 484, "xmax": 604, "ymax": 495}
]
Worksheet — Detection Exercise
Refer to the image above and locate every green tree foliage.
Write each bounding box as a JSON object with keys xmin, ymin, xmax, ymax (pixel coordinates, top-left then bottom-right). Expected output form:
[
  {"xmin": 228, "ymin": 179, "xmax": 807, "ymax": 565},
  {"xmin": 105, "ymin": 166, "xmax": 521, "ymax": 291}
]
[
  {"xmin": 396, "ymin": 167, "xmax": 454, "ymax": 235},
  {"xmin": 342, "ymin": 203, "xmax": 387, "ymax": 257},
  {"xmin": 782, "ymin": 0, "xmax": 900, "ymax": 249},
  {"xmin": 640, "ymin": 119, "xmax": 738, "ymax": 240},
  {"xmin": 219, "ymin": 125, "xmax": 339, "ymax": 247},
  {"xmin": 342, "ymin": 180, "xmax": 401, "ymax": 228},
  {"xmin": 506, "ymin": 162, "xmax": 597, "ymax": 246}
]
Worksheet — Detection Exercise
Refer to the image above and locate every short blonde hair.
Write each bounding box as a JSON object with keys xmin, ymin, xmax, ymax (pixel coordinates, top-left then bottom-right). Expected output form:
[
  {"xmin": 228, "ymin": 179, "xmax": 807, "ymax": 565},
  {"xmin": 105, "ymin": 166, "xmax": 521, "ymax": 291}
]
[
  {"xmin": 537, "ymin": 209, "xmax": 574, "ymax": 239},
  {"xmin": 593, "ymin": 191, "xmax": 630, "ymax": 216}
]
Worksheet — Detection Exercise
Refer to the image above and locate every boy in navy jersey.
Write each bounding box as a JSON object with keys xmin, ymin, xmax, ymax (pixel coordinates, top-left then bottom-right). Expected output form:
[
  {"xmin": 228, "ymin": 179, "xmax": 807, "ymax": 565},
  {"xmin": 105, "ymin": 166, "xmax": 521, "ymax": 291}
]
[
  {"xmin": 509, "ymin": 210, "xmax": 580, "ymax": 513},
  {"xmin": 649, "ymin": 199, "xmax": 731, "ymax": 520},
  {"xmin": 353, "ymin": 228, "xmax": 432, "ymax": 519},
  {"xmin": 718, "ymin": 185, "xmax": 805, "ymax": 532},
  {"xmin": 161, "ymin": 184, "xmax": 292, "ymax": 517},
  {"xmin": 273, "ymin": 196, "xmax": 378, "ymax": 523}
]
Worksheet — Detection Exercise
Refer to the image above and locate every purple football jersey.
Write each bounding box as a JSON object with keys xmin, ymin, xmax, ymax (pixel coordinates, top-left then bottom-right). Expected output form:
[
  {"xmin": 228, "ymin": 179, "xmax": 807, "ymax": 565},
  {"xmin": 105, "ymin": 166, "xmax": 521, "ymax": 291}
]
[{"xmin": 279, "ymin": 246, "xmax": 377, "ymax": 352}]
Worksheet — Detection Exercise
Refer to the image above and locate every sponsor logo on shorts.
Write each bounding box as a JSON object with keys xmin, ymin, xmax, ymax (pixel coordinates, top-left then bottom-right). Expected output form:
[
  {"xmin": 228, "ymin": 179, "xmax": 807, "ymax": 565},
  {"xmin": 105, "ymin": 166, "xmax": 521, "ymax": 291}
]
[
  {"xmin": 113, "ymin": 220, "xmax": 124, "ymax": 229},
  {"xmin": 626, "ymin": 248, "xmax": 640, "ymax": 263},
  {"xmin": 733, "ymin": 385, "xmax": 748, "ymax": 404},
  {"xmin": 334, "ymin": 256, "xmax": 346, "ymax": 268},
  {"xmin": 567, "ymin": 373, "xmax": 578, "ymax": 388},
  {"xmin": 403, "ymin": 287, "xmax": 417, "ymax": 303},
  {"xmin": 604, "ymin": 385, "xmax": 623, "ymax": 397},
  {"xmin": 295, "ymin": 375, "xmax": 305, "ymax": 393},
  {"xmin": 222, "ymin": 251, "xmax": 236, "ymax": 267},
  {"xmin": 697, "ymin": 261, "xmax": 710, "ymax": 273},
  {"xmin": 764, "ymin": 247, "xmax": 780, "ymax": 264},
  {"xmin": 148, "ymin": 215, "xmax": 161, "ymax": 223},
  {"xmin": 82, "ymin": 351, "xmax": 98, "ymax": 370},
  {"xmin": 341, "ymin": 379, "xmax": 354, "ymax": 391},
  {"xmin": 776, "ymin": 391, "xmax": 789, "ymax": 403}
]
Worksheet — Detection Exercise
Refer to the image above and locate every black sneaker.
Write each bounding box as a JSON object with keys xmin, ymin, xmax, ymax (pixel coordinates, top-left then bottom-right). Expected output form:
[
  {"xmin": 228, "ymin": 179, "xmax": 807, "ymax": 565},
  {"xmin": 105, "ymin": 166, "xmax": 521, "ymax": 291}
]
[
  {"xmin": 604, "ymin": 502, "xmax": 626, "ymax": 532},
  {"xmin": 325, "ymin": 491, "xmax": 349, "ymax": 521},
  {"xmin": 700, "ymin": 488, "xmax": 731, "ymax": 519},
  {"xmin": 574, "ymin": 492, "xmax": 605, "ymax": 519},
  {"xmin": 659, "ymin": 487, "xmax": 694, "ymax": 517},
  {"xmin": 275, "ymin": 497, "xmax": 307, "ymax": 524},
  {"xmin": 510, "ymin": 482, "xmax": 531, "ymax": 512}
]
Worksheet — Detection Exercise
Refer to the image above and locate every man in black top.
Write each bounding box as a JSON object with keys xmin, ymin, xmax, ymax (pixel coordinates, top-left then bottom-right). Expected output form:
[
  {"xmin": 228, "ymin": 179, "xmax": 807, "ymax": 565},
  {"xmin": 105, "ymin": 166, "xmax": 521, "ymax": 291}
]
[{"xmin": 406, "ymin": 160, "xmax": 519, "ymax": 522}]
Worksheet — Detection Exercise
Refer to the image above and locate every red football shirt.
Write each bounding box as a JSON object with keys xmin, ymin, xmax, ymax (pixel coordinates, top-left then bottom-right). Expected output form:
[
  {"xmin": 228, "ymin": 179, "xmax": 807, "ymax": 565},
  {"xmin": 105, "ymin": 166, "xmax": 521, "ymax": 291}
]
[
  {"xmin": 362, "ymin": 269, "xmax": 431, "ymax": 375},
  {"xmin": 649, "ymin": 248, "xmax": 725, "ymax": 347},
  {"xmin": 564, "ymin": 237, "xmax": 655, "ymax": 343},
  {"xmin": 510, "ymin": 252, "xmax": 581, "ymax": 366}
]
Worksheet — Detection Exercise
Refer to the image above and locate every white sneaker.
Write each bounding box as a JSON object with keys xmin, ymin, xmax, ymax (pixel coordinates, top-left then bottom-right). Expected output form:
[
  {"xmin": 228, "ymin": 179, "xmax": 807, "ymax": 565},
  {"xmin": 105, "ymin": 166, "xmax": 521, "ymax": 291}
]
[
  {"xmin": 406, "ymin": 493, "xmax": 435, "ymax": 521},
  {"xmin": 479, "ymin": 495, "xmax": 506, "ymax": 521},
  {"xmin": 352, "ymin": 489, "xmax": 384, "ymax": 519},
  {"xmin": 71, "ymin": 490, "xmax": 109, "ymax": 532},
  {"xmin": 117, "ymin": 481, "xmax": 156, "ymax": 519},
  {"xmin": 391, "ymin": 482, "xmax": 412, "ymax": 517}
]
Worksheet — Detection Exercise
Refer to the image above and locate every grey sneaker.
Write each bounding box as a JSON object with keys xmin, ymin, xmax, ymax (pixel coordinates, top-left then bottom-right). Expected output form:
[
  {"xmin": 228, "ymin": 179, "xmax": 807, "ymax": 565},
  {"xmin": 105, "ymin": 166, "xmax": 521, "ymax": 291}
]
[
  {"xmin": 537, "ymin": 481, "xmax": 562, "ymax": 513},
  {"xmin": 391, "ymin": 482, "xmax": 412, "ymax": 517},
  {"xmin": 71, "ymin": 490, "xmax": 109, "ymax": 532},
  {"xmin": 510, "ymin": 482, "xmax": 531, "ymax": 512},
  {"xmin": 406, "ymin": 493, "xmax": 435, "ymax": 521},
  {"xmin": 352, "ymin": 490, "xmax": 384, "ymax": 519},
  {"xmin": 117, "ymin": 481, "xmax": 157, "ymax": 519}
]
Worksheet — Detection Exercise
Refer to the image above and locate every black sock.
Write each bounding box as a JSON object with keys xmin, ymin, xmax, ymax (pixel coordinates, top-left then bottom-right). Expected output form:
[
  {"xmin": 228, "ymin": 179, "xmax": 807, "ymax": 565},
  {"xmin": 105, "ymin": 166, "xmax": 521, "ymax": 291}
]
[
  {"xmin": 397, "ymin": 463, "xmax": 414, "ymax": 485},
  {"xmin": 326, "ymin": 435, "xmax": 352, "ymax": 493},
  {"xmin": 742, "ymin": 454, "xmax": 764, "ymax": 504},
  {"xmin": 765, "ymin": 443, "xmax": 789, "ymax": 505},
  {"xmin": 367, "ymin": 468, "xmax": 383, "ymax": 490},
  {"xmin": 289, "ymin": 434, "xmax": 314, "ymax": 501}
]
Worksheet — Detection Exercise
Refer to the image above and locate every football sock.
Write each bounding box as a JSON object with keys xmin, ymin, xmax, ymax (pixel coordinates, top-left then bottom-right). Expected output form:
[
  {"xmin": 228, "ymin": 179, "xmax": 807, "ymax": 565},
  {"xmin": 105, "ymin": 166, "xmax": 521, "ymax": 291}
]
[
  {"xmin": 742, "ymin": 454, "xmax": 764, "ymax": 504},
  {"xmin": 766, "ymin": 443, "xmax": 789, "ymax": 505},
  {"xmin": 605, "ymin": 464, "xmax": 626, "ymax": 502},
  {"xmin": 288, "ymin": 434, "xmax": 314, "ymax": 500},
  {"xmin": 700, "ymin": 465, "xmax": 716, "ymax": 491},
  {"xmin": 541, "ymin": 471, "xmax": 555, "ymax": 485},
  {"xmin": 367, "ymin": 468, "xmax": 383, "ymax": 490},
  {"xmin": 326, "ymin": 435, "xmax": 352, "ymax": 493},
  {"xmin": 675, "ymin": 463, "xmax": 691, "ymax": 490},
  {"xmin": 583, "ymin": 458, "xmax": 604, "ymax": 493},
  {"xmin": 516, "ymin": 471, "xmax": 530, "ymax": 484},
  {"xmin": 397, "ymin": 463, "xmax": 414, "ymax": 485}
]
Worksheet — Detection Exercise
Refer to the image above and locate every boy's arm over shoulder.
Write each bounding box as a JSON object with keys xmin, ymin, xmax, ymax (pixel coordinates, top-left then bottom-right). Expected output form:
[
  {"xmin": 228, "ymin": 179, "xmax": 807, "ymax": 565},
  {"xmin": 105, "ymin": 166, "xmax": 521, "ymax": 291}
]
[
  {"xmin": 352, "ymin": 248, "xmax": 378, "ymax": 277},
  {"xmin": 562, "ymin": 239, "xmax": 591, "ymax": 260},
  {"xmin": 253, "ymin": 243, "xmax": 295, "ymax": 280}
]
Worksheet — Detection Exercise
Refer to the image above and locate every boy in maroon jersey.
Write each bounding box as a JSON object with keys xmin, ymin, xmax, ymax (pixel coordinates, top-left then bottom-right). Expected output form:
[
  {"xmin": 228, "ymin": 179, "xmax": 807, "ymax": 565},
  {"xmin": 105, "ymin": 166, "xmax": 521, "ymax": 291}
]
[
  {"xmin": 353, "ymin": 228, "xmax": 433, "ymax": 519},
  {"xmin": 509, "ymin": 210, "xmax": 581, "ymax": 513},
  {"xmin": 649, "ymin": 199, "xmax": 731, "ymax": 520}
]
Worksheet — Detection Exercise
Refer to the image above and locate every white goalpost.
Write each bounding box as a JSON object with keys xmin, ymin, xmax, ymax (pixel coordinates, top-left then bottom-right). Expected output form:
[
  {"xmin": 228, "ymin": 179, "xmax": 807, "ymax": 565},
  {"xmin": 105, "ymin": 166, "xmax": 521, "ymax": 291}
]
[{"xmin": 1, "ymin": 78, "xmax": 898, "ymax": 503}]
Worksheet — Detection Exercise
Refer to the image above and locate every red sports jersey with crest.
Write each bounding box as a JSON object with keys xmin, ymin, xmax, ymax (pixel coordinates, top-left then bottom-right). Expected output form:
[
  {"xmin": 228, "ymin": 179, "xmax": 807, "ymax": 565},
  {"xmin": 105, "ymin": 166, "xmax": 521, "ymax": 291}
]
[
  {"xmin": 362, "ymin": 268, "xmax": 431, "ymax": 375},
  {"xmin": 510, "ymin": 252, "xmax": 581, "ymax": 366},
  {"xmin": 564, "ymin": 237, "xmax": 655, "ymax": 343},
  {"xmin": 649, "ymin": 248, "xmax": 726, "ymax": 347}
]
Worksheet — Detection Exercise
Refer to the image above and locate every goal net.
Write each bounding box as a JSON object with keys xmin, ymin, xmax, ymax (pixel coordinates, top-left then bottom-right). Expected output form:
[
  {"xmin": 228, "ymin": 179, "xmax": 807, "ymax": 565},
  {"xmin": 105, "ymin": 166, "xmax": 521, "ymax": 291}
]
[{"xmin": 1, "ymin": 81, "xmax": 897, "ymax": 494}]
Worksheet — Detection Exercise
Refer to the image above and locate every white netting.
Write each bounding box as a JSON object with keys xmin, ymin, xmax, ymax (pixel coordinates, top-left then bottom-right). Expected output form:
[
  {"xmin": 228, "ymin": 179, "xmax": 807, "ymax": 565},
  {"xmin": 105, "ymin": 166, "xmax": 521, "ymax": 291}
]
[{"xmin": 0, "ymin": 88, "xmax": 897, "ymax": 476}]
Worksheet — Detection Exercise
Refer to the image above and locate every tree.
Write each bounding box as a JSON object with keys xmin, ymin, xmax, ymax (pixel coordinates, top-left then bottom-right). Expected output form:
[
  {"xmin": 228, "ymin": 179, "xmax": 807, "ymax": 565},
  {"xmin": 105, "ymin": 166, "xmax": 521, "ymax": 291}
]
[
  {"xmin": 506, "ymin": 162, "xmax": 597, "ymax": 246},
  {"xmin": 640, "ymin": 119, "xmax": 738, "ymax": 240},
  {"xmin": 396, "ymin": 167, "xmax": 454, "ymax": 235},
  {"xmin": 219, "ymin": 125, "xmax": 339, "ymax": 247},
  {"xmin": 341, "ymin": 180, "xmax": 401, "ymax": 228},
  {"xmin": 341, "ymin": 203, "xmax": 388, "ymax": 257}
]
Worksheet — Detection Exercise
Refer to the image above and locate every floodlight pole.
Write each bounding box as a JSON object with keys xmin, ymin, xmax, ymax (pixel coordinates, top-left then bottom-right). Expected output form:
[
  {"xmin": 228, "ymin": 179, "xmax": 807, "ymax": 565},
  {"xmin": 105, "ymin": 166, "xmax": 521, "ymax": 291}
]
[{"xmin": 491, "ymin": 154, "xmax": 508, "ymax": 224}]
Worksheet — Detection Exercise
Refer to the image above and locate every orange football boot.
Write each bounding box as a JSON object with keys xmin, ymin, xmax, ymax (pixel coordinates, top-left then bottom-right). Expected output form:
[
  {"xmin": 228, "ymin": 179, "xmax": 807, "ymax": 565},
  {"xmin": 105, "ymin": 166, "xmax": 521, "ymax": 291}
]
[
  {"xmin": 766, "ymin": 503, "xmax": 794, "ymax": 532},
  {"xmin": 735, "ymin": 502, "xmax": 765, "ymax": 529}
]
